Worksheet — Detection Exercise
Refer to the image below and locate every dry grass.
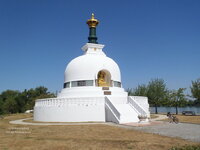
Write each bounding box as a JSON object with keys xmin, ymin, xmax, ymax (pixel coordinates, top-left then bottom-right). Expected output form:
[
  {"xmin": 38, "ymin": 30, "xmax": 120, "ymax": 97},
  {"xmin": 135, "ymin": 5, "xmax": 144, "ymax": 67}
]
[
  {"xmin": 0, "ymin": 113, "xmax": 198, "ymax": 150},
  {"xmin": 176, "ymin": 115, "xmax": 200, "ymax": 124},
  {"xmin": 159, "ymin": 114, "xmax": 200, "ymax": 124},
  {"xmin": 150, "ymin": 114, "xmax": 159, "ymax": 119}
]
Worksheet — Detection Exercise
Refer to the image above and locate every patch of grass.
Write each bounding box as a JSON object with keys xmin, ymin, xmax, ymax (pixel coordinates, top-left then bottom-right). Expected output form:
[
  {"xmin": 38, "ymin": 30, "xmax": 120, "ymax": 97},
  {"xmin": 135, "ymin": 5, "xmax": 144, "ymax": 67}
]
[
  {"xmin": 159, "ymin": 115, "xmax": 200, "ymax": 124},
  {"xmin": 0, "ymin": 113, "xmax": 199, "ymax": 150},
  {"xmin": 170, "ymin": 145, "xmax": 200, "ymax": 150},
  {"xmin": 175, "ymin": 115, "xmax": 200, "ymax": 124},
  {"xmin": 150, "ymin": 114, "xmax": 159, "ymax": 119}
]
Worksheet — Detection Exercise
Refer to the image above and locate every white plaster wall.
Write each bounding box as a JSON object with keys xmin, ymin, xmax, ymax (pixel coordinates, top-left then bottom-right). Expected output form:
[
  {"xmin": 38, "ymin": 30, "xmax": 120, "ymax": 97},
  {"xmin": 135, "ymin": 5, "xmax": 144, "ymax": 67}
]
[
  {"xmin": 130, "ymin": 96, "xmax": 150, "ymax": 117},
  {"xmin": 107, "ymin": 96, "xmax": 127, "ymax": 104},
  {"xmin": 34, "ymin": 95, "xmax": 150, "ymax": 123},
  {"xmin": 82, "ymin": 43, "xmax": 105, "ymax": 56},
  {"xmin": 58, "ymin": 87, "xmax": 104, "ymax": 98},
  {"xmin": 109, "ymin": 87, "xmax": 128, "ymax": 97},
  {"xmin": 34, "ymin": 104, "xmax": 105, "ymax": 122},
  {"xmin": 34, "ymin": 97, "xmax": 106, "ymax": 122},
  {"xmin": 58, "ymin": 87, "xmax": 128, "ymax": 98},
  {"xmin": 105, "ymin": 105, "xmax": 119, "ymax": 124}
]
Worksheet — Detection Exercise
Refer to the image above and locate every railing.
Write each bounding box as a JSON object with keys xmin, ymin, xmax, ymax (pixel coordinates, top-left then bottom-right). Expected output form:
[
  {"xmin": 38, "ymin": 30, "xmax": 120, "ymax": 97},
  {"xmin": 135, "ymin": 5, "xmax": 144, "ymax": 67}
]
[
  {"xmin": 105, "ymin": 97, "xmax": 120, "ymax": 121},
  {"xmin": 35, "ymin": 97, "xmax": 105, "ymax": 107},
  {"xmin": 106, "ymin": 96, "xmax": 127, "ymax": 104},
  {"xmin": 128, "ymin": 97, "xmax": 148, "ymax": 117}
]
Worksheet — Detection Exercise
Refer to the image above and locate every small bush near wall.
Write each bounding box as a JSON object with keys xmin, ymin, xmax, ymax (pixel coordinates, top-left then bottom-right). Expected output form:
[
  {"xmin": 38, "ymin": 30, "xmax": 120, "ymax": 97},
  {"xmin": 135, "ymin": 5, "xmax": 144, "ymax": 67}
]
[{"xmin": 170, "ymin": 145, "xmax": 200, "ymax": 150}]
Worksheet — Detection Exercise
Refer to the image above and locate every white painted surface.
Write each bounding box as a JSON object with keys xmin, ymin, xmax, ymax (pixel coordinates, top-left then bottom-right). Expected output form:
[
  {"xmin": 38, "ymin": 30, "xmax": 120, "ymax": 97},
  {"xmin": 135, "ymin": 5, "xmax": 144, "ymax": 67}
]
[
  {"xmin": 25, "ymin": 110, "xmax": 33, "ymax": 113},
  {"xmin": 115, "ymin": 104, "xmax": 139, "ymax": 123},
  {"xmin": 64, "ymin": 43, "xmax": 121, "ymax": 83},
  {"xmin": 105, "ymin": 97, "xmax": 140, "ymax": 123},
  {"xmin": 82, "ymin": 43, "xmax": 105, "ymax": 55},
  {"xmin": 105, "ymin": 97, "xmax": 121, "ymax": 123},
  {"xmin": 34, "ymin": 97, "xmax": 105, "ymax": 122},
  {"xmin": 34, "ymin": 43, "xmax": 150, "ymax": 123},
  {"xmin": 58, "ymin": 87, "xmax": 127, "ymax": 98},
  {"xmin": 34, "ymin": 96, "xmax": 149, "ymax": 123},
  {"xmin": 129, "ymin": 96, "xmax": 150, "ymax": 118}
]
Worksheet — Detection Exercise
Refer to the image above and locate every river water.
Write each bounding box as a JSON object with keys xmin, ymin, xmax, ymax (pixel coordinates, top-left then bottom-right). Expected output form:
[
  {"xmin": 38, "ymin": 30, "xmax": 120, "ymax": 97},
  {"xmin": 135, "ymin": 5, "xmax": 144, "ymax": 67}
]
[{"xmin": 150, "ymin": 106, "xmax": 200, "ymax": 115}]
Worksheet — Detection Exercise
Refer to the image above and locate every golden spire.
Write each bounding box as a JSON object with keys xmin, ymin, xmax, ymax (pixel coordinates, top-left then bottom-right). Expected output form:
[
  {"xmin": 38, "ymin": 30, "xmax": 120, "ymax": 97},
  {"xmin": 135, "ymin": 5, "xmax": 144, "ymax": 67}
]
[
  {"xmin": 87, "ymin": 13, "xmax": 99, "ymax": 28},
  {"xmin": 91, "ymin": 13, "xmax": 94, "ymax": 19}
]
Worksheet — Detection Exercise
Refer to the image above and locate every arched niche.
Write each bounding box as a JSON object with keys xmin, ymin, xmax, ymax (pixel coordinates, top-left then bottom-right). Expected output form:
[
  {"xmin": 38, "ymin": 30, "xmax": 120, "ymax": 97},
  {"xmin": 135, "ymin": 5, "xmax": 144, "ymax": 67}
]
[{"xmin": 97, "ymin": 70, "xmax": 111, "ymax": 87}]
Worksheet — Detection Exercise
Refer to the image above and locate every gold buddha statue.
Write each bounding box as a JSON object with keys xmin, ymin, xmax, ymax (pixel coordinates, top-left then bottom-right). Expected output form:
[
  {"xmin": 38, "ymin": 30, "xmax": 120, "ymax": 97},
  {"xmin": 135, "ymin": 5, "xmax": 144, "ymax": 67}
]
[{"xmin": 98, "ymin": 71, "xmax": 108, "ymax": 87}]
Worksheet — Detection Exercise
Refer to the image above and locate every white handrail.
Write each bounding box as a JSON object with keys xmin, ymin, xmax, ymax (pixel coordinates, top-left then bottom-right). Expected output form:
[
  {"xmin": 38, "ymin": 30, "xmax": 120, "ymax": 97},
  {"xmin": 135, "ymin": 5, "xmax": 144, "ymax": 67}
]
[
  {"xmin": 35, "ymin": 97, "xmax": 104, "ymax": 107},
  {"xmin": 128, "ymin": 97, "xmax": 147, "ymax": 116},
  {"xmin": 105, "ymin": 97, "xmax": 120, "ymax": 120}
]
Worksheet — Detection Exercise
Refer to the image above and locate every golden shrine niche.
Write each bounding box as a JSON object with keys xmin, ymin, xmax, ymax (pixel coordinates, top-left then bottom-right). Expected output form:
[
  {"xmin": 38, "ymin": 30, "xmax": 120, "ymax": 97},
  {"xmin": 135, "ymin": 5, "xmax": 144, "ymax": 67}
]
[{"xmin": 97, "ymin": 70, "xmax": 111, "ymax": 87}]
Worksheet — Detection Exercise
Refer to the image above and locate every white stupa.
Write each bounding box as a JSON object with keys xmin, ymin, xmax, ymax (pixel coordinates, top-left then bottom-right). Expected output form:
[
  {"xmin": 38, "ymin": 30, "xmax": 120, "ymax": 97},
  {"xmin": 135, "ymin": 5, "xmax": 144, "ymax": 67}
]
[{"xmin": 34, "ymin": 14, "xmax": 150, "ymax": 124}]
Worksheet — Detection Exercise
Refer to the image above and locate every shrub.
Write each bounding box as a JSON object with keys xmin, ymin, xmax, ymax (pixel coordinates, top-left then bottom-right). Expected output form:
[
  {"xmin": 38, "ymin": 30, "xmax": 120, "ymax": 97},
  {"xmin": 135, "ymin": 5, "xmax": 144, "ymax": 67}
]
[{"xmin": 170, "ymin": 145, "xmax": 200, "ymax": 150}]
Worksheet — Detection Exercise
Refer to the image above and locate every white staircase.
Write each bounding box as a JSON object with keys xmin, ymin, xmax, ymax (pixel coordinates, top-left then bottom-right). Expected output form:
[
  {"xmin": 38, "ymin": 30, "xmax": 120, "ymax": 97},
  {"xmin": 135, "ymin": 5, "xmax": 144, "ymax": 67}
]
[
  {"xmin": 105, "ymin": 97, "xmax": 140, "ymax": 124},
  {"xmin": 128, "ymin": 96, "xmax": 150, "ymax": 118},
  {"xmin": 114, "ymin": 104, "xmax": 139, "ymax": 123}
]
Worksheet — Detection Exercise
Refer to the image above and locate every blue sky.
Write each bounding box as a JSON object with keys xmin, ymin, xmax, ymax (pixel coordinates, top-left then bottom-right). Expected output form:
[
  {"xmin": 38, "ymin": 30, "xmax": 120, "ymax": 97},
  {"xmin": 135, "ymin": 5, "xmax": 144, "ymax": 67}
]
[{"xmin": 0, "ymin": 0, "xmax": 199, "ymax": 94}]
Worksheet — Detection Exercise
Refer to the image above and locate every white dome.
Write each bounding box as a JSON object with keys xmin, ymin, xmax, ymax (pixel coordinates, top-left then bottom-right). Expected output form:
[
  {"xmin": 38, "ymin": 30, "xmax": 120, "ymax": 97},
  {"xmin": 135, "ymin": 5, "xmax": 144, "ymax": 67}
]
[
  {"xmin": 64, "ymin": 43, "xmax": 121, "ymax": 83},
  {"xmin": 64, "ymin": 54, "xmax": 121, "ymax": 83}
]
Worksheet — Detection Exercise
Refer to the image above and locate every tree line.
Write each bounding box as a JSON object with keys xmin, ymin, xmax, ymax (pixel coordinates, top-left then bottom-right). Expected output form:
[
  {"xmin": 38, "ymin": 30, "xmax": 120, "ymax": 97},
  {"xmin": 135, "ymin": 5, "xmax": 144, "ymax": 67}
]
[
  {"xmin": 127, "ymin": 78, "xmax": 200, "ymax": 114},
  {"xmin": 0, "ymin": 78, "xmax": 199, "ymax": 115},
  {"xmin": 0, "ymin": 86, "xmax": 55, "ymax": 115}
]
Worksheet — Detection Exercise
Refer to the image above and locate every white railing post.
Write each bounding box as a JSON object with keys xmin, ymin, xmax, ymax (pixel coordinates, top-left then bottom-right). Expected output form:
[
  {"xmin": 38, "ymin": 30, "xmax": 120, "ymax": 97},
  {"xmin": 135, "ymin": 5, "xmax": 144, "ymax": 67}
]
[
  {"xmin": 105, "ymin": 97, "xmax": 120, "ymax": 120},
  {"xmin": 128, "ymin": 97, "xmax": 148, "ymax": 117},
  {"xmin": 35, "ymin": 97, "xmax": 105, "ymax": 107}
]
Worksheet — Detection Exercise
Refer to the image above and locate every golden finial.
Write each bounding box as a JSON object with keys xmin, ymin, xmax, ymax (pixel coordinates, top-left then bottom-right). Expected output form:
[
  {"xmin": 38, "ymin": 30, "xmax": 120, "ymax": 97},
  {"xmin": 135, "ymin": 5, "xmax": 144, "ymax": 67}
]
[
  {"xmin": 87, "ymin": 13, "xmax": 99, "ymax": 28},
  {"xmin": 91, "ymin": 13, "xmax": 94, "ymax": 19}
]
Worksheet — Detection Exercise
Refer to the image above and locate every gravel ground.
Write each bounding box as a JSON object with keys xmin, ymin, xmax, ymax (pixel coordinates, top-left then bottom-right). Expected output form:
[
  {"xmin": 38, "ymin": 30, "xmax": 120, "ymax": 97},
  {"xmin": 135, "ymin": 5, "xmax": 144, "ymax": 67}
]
[{"xmin": 119, "ymin": 122, "xmax": 200, "ymax": 143}]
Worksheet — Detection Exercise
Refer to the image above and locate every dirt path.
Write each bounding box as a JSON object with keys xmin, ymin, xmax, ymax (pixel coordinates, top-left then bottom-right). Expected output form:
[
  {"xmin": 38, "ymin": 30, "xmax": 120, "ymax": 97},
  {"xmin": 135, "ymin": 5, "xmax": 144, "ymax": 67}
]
[
  {"xmin": 9, "ymin": 118, "xmax": 107, "ymax": 126},
  {"xmin": 150, "ymin": 114, "xmax": 168, "ymax": 121}
]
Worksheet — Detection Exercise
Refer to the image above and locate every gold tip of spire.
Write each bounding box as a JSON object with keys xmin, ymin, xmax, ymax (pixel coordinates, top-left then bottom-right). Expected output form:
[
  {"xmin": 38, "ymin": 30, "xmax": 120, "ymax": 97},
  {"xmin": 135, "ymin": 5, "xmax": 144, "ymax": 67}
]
[
  {"xmin": 91, "ymin": 13, "xmax": 94, "ymax": 19},
  {"xmin": 87, "ymin": 13, "xmax": 99, "ymax": 28}
]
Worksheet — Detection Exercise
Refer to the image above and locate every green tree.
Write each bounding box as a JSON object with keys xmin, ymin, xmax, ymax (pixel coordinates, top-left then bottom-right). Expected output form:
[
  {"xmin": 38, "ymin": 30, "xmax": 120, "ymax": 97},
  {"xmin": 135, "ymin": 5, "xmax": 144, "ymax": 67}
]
[
  {"xmin": 126, "ymin": 88, "xmax": 133, "ymax": 96},
  {"xmin": 0, "ymin": 100, "xmax": 3, "ymax": 114},
  {"xmin": 147, "ymin": 78, "xmax": 168, "ymax": 114},
  {"xmin": 128, "ymin": 84, "xmax": 148, "ymax": 96},
  {"xmin": 0, "ymin": 86, "xmax": 56, "ymax": 114},
  {"xmin": 160, "ymin": 90, "xmax": 171, "ymax": 106},
  {"xmin": 3, "ymin": 97, "xmax": 18, "ymax": 114},
  {"xmin": 191, "ymin": 78, "xmax": 200, "ymax": 105},
  {"xmin": 15, "ymin": 89, "xmax": 29, "ymax": 113},
  {"xmin": 0, "ymin": 90, "xmax": 20, "ymax": 114},
  {"xmin": 169, "ymin": 88, "xmax": 187, "ymax": 114},
  {"xmin": 24, "ymin": 86, "xmax": 55, "ymax": 110}
]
